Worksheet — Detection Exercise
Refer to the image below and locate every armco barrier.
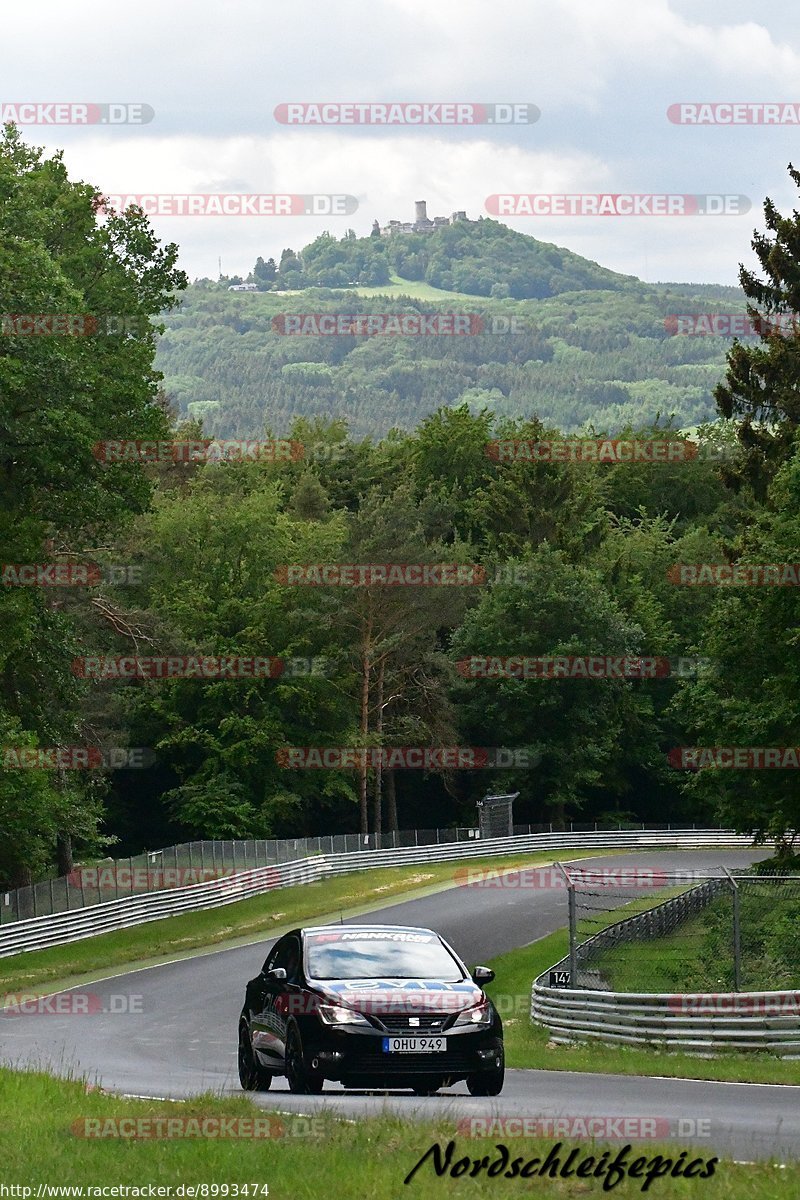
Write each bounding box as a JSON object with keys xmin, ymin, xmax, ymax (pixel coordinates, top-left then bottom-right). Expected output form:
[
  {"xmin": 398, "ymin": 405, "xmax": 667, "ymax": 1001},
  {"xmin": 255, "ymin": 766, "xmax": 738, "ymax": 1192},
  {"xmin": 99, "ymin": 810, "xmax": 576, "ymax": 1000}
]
[
  {"xmin": 530, "ymin": 982, "xmax": 800, "ymax": 1058},
  {"xmin": 0, "ymin": 828, "xmax": 751, "ymax": 959}
]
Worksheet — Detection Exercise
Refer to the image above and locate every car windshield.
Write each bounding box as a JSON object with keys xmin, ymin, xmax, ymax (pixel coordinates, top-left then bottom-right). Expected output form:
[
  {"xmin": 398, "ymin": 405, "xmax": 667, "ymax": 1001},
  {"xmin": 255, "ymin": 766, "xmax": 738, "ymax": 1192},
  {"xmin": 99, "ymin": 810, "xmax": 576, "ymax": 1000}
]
[{"xmin": 304, "ymin": 930, "xmax": 465, "ymax": 981}]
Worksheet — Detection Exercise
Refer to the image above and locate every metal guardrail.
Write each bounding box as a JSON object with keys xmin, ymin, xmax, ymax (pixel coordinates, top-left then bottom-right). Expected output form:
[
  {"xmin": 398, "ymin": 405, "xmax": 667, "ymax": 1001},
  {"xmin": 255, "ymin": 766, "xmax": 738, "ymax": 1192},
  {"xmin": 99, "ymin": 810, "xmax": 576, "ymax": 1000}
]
[
  {"xmin": 530, "ymin": 984, "xmax": 800, "ymax": 1058},
  {"xmin": 0, "ymin": 827, "xmax": 751, "ymax": 959},
  {"xmin": 531, "ymin": 874, "xmax": 800, "ymax": 1058}
]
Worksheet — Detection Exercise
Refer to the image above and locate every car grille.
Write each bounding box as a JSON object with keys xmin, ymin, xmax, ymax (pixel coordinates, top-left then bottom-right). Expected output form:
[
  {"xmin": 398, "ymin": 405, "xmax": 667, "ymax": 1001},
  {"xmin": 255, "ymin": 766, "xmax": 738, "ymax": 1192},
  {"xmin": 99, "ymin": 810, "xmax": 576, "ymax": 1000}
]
[
  {"xmin": 343, "ymin": 1048, "xmax": 477, "ymax": 1075},
  {"xmin": 375, "ymin": 1014, "xmax": 452, "ymax": 1035}
]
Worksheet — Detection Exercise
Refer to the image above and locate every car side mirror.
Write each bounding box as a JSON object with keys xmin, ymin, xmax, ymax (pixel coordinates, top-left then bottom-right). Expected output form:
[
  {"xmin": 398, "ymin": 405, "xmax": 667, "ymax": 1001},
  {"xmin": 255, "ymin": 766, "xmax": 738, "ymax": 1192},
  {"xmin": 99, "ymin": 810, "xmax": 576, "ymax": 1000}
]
[
  {"xmin": 472, "ymin": 965, "xmax": 495, "ymax": 985},
  {"xmin": 262, "ymin": 967, "xmax": 287, "ymax": 982}
]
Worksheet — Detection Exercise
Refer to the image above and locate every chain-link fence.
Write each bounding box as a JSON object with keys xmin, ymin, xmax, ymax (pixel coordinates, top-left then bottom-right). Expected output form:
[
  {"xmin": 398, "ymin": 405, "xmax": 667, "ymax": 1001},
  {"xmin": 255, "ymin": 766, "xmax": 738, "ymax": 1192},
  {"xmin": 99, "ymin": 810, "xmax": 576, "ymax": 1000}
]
[
  {"xmin": 0, "ymin": 820, "xmax": 709, "ymax": 925},
  {"xmin": 561, "ymin": 864, "xmax": 800, "ymax": 992}
]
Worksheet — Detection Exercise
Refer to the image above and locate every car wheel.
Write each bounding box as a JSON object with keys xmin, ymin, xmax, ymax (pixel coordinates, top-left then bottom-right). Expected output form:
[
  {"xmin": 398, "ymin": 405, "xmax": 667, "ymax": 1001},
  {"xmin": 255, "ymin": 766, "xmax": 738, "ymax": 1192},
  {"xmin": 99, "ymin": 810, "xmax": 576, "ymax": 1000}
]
[
  {"xmin": 285, "ymin": 1024, "xmax": 324, "ymax": 1095},
  {"xmin": 466, "ymin": 1049, "xmax": 505, "ymax": 1096},
  {"xmin": 238, "ymin": 1023, "xmax": 273, "ymax": 1091}
]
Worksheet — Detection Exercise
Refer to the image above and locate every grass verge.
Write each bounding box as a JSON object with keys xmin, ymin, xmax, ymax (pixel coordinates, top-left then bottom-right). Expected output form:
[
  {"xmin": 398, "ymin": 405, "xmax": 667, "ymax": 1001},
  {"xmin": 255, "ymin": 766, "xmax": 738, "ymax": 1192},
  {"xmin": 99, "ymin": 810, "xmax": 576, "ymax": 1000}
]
[{"xmin": 0, "ymin": 1066, "xmax": 794, "ymax": 1195}]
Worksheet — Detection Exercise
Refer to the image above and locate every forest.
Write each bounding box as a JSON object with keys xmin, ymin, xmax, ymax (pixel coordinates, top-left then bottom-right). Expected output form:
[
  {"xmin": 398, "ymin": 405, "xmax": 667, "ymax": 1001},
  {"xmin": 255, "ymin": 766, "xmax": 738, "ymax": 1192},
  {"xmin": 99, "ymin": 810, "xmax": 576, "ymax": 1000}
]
[
  {"xmin": 156, "ymin": 226, "xmax": 743, "ymax": 440},
  {"xmin": 2, "ymin": 126, "xmax": 799, "ymax": 887}
]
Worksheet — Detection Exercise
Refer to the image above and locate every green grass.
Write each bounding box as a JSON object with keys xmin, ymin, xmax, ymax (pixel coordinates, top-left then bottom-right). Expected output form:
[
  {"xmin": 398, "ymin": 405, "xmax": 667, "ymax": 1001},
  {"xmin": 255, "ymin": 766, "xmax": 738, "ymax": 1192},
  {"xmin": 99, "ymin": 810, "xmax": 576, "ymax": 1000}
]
[
  {"xmin": 589, "ymin": 903, "xmax": 728, "ymax": 994},
  {"xmin": 0, "ymin": 1067, "xmax": 794, "ymax": 1195},
  {"xmin": 340, "ymin": 276, "xmax": 478, "ymax": 302},
  {"xmin": 484, "ymin": 934, "xmax": 800, "ymax": 1085},
  {"xmin": 574, "ymin": 886, "xmax": 710, "ymax": 994},
  {"xmin": 0, "ymin": 851, "xmax": 607, "ymax": 997}
]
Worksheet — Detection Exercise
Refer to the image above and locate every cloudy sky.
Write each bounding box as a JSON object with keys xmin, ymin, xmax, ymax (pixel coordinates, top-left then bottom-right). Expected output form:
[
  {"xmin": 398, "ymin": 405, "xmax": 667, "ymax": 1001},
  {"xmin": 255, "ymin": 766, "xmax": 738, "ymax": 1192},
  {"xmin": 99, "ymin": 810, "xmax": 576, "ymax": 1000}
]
[{"xmin": 6, "ymin": 0, "xmax": 800, "ymax": 285}]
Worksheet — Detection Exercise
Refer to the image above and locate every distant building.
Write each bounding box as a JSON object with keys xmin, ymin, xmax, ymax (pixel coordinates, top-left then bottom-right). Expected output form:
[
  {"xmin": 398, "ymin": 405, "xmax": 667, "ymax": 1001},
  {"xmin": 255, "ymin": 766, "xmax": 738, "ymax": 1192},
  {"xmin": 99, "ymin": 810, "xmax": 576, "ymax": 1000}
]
[
  {"xmin": 228, "ymin": 283, "xmax": 259, "ymax": 291},
  {"xmin": 378, "ymin": 200, "xmax": 472, "ymax": 237}
]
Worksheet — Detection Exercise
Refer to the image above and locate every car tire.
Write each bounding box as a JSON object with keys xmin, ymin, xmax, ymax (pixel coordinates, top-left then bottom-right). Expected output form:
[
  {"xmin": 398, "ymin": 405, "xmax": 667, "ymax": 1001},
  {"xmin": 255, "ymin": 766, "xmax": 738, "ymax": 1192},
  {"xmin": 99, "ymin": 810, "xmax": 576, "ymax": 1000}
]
[
  {"xmin": 285, "ymin": 1024, "xmax": 324, "ymax": 1094},
  {"xmin": 466, "ymin": 1049, "xmax": 505, "ymax": 1096},
  {"xmin": 238, "ymin": 1023, "xmax": 273, "ymax": 1091}
]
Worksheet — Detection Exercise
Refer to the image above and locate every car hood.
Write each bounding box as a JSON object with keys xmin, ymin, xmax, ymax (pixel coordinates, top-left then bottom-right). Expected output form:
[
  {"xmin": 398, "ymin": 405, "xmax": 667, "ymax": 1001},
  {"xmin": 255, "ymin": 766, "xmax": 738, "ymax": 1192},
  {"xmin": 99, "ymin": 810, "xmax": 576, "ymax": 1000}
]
[{"xmin": 312, "ymin": 978, "xmax": 484, "ymax": 1015}]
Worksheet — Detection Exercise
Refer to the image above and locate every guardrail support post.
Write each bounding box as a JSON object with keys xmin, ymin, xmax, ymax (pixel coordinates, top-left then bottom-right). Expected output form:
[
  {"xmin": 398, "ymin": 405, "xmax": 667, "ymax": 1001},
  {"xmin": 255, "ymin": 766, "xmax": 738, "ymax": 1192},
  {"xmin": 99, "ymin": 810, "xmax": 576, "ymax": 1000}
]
[{"xmin": 555, "ymin": 861, "xmax": 578, "ymax": 988}]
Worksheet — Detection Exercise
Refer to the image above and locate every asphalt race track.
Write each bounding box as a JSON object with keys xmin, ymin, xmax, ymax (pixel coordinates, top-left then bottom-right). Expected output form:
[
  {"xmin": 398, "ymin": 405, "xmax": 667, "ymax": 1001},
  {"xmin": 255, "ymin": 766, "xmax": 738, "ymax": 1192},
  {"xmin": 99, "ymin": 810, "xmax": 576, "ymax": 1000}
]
[{"xmin": 3, "ymin": 848, "xmax": 799, "ymax": 1163}]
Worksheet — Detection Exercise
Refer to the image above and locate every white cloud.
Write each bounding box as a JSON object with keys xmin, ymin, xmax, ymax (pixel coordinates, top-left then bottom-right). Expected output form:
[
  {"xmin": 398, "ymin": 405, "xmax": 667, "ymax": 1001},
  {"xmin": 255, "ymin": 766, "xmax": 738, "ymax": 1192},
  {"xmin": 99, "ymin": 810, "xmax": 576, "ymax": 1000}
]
[{"xmin": 2, "ymin": 0, "xmax": 798, "ymax": 281}]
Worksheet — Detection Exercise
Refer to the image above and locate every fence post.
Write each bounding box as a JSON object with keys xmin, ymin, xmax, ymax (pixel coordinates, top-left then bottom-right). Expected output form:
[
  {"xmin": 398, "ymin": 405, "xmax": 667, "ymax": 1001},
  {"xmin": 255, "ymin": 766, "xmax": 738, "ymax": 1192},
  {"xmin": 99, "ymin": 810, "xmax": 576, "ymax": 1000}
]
[
  {"xmin": 722, "ymin": 868, "xmax": 741, "ymax": 991},
  {"xmin": 555, "ymin": 862, "xmax": 578, "ymax": 988}
]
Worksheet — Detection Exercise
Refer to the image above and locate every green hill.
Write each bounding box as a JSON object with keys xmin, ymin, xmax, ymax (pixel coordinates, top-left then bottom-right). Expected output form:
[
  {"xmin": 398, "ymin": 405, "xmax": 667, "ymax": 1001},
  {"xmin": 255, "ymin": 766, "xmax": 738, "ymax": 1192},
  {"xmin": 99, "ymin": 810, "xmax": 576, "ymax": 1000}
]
[
  {"xmin": 156, "ymin": 222, "xmax": 745, "ymax": 439},
  {"xmin": 282, "ymin": 219, "xmax": 640, "ymax": 299}
]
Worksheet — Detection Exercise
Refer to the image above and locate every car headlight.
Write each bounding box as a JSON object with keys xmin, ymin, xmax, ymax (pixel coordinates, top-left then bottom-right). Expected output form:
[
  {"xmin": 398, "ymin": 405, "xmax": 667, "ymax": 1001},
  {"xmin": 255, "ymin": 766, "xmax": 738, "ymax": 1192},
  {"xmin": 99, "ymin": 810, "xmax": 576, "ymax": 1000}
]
[
  {"xmin": 317, "ymin": 1003, "xmax": 372, "ymax": 1027},
  {"xmin": 453, "ymin": 1000, "xmax": 492, "ymax": 1029}
]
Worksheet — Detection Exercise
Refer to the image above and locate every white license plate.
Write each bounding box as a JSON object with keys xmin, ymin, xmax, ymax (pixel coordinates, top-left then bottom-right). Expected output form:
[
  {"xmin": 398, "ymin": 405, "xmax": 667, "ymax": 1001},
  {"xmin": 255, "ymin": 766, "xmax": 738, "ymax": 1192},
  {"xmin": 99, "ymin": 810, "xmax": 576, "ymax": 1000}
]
[{"xmin": 382, "ymin": 1036, "xmax": 445, "ymax": 1054}]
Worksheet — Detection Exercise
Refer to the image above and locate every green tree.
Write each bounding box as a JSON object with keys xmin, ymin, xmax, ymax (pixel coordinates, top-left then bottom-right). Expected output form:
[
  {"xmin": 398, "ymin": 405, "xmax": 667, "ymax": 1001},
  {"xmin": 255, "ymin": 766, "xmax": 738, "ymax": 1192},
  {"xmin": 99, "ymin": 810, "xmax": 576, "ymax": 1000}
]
[
  {"xmin": 451, "ymin": 546, "xmax": 655, "ymax": 828},
  {"xmin": 715, "ymin": 164, "xmax": 800, "ymax": 497},
  {"xmin": 672, "ymin": 441, "xmax": 800, "ymax": 846}
]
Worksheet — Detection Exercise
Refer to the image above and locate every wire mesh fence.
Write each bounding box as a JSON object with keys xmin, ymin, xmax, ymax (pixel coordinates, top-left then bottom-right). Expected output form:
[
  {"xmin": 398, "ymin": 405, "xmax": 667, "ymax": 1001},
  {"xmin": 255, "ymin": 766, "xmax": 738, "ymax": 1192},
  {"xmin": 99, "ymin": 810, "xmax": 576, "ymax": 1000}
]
[{"xmin": 561, "ymin": 865, "xmax": 800, "ymax": 993}]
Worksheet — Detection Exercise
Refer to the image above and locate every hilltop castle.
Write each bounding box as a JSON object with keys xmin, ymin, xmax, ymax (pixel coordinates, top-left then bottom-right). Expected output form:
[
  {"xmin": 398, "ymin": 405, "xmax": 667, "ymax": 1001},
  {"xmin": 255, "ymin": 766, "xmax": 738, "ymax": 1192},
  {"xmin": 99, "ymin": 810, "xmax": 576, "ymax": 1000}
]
[{"xmin": 373, "ymin": 200, "xmax": 470, "ymax": 237}]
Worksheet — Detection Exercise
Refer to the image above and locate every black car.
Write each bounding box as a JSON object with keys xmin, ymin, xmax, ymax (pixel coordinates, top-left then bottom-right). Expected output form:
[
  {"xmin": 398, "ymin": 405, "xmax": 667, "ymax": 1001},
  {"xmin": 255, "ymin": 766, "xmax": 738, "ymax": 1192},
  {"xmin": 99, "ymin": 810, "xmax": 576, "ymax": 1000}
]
[{"xmin": 238, "ymin": 923, "xmax": 504, "ymax": 1095}]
